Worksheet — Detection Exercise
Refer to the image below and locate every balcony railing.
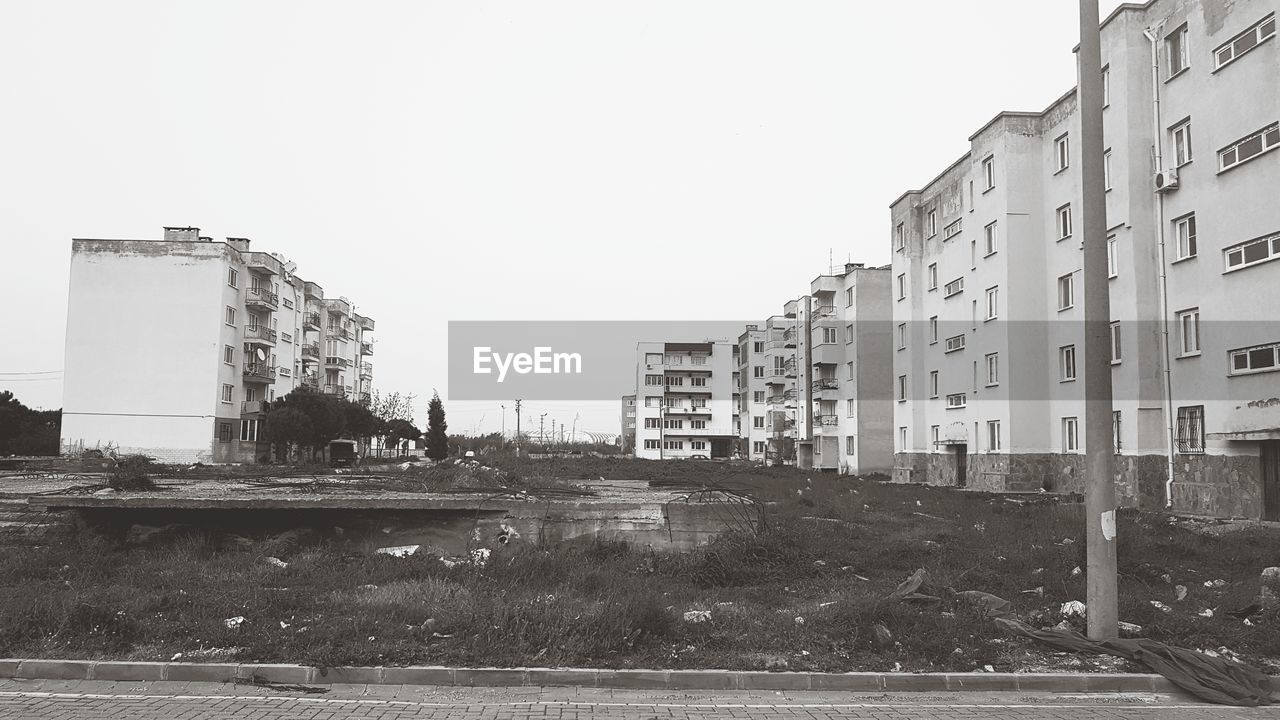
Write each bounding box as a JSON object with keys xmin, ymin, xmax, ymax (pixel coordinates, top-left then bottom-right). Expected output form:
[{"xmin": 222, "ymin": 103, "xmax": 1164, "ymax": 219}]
[
  {"xmin": 782, "ymin": 327, "xmax": 797, "ymax": 345},
  {"xmin": 360, "ymin": 341, "xmax": 373, "ymax": 355},
  {"xmin": 359, "ymin": 362, "xmax": 373, "ymax": 379},
  {"xmin": 339, "ymin": 327, "xmax": 354, "ymax": 341},
  {"xmin": 783, "ymin": 388, "xmax": 798, "ymax": 402},
  {"xmin": 245, "ymin": 286, "xmax": 279, "ymax": 308},
  {"xmin": 243, "ymin": 362, "xmax": 277, "ymax": 383},
  {"xmin": 767, "ymin": 395, "xmax": 786, "ymax": 405},
  {"xmin": 301, "ymin": 342, "xmax": 320, "ymax": 359},
  {"xmin": 299, "ymin": 373, "xmax": 319, "ymax": 388},
  {"xmin": 811, "ymin": 304, "xmax": 835, "ymax": 319},
  {"xmin": 812, "ymin": 378, "xmax": 839, "ymax": 392},
  {"xmin": 813, "ymin": 414, "xmax": 839, "ymax": 427},
  {"xmin": 241, "ymin": 400, "xmax": 266, "ymax": 414},
  {"xmin": 325, "ymin": 356, "xmax": 352, "ymax": 369},
  {"xmin": 244, "ymin": 325, "xmax": 277, "ymax": 344},
  {"xmin": 323, "ymin": 384, "xmax": 347, "ymax": 397},
  {"xmin": 303, "ymin": 312, "xmax": 321, "ymax": 330}
]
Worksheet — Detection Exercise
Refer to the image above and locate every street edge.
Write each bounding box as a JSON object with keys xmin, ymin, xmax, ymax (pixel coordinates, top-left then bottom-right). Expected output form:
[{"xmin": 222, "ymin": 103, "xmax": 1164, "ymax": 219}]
[{"xmin": 0, "ymin": 659, "xmax": 1197, "ymax": 692}]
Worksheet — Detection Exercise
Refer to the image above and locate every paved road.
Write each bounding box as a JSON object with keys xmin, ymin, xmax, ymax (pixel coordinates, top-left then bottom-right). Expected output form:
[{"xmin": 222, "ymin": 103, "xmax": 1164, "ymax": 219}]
[{"xmin": 0, "ymin": 680, "xmax": 1274, "ymax": 719}]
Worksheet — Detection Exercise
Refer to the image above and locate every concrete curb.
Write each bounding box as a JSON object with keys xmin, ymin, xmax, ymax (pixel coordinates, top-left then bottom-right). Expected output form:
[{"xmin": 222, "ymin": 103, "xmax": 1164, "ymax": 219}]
[{"xmin": 0, "ymin": 659, "xmax": 1190, "ymax": 692}]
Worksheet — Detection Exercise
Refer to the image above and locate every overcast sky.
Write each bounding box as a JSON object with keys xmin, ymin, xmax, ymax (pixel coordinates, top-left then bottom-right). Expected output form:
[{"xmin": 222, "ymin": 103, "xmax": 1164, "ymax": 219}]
[{"xmin": 0, "ymin": 1, "xmax": 1127, "ymax": 437}]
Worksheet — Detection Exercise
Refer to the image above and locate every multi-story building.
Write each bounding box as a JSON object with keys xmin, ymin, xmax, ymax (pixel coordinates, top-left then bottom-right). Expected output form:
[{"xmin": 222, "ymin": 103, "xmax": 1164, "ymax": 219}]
[
  {"xmin": 632, "ymin": 341, "xmax": 738, "ymax": 459},
  {"xmin": 620, "ymin": 394, "xmax": 636, "ymax": 453},
  {"xmin": 744, "ymin": 263, "xmax": 893, "ymax": 473},
  {"xmin": 61, "ymin": 227, "xmax": 376, "ymax": 464},
  {"xmin": 890, "ymin": 0, "xmax": 1279, "ymax": 519}
]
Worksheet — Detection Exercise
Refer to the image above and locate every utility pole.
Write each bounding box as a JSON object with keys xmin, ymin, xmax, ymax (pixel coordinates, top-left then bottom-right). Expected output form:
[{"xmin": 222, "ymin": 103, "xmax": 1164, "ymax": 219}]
[
  {"xmin": 540, "ymin": 413, "xmax": 547, "ymax": 446},
  {"xmin": 1079, "ymin": 0, "xmax": 1118, "ymax": 640},
  {"xmin": 572, "ymin": 413, "xmax": 579, "ymax": 445},
  {"xmin": 501, "ymin": 404, "xmax": 506, "ymax": 441},
  {"xmin": 514, "ymin": 400, "xmax": 522, "ymax": 456}
]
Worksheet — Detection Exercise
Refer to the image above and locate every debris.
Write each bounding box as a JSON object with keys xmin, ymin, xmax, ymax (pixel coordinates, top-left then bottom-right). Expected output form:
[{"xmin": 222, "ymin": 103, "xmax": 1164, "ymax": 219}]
[
  {"xmin": 818, "ymin": 601, "xmax": 837, "ymax": 609},
  {"xmin": 1061, "ymin": 601, "xmax": 1087, "ymax": 618},
  {"xmin": 972, "ymin": 522, "xmax": 986, "ymax": 533},
  {"xmin": 1032, "ymin": 567, "xmax": 1045, "ymax": 575},
  {"xmin": 982, "ymin": 665, "xmax": 995, "ymax": 673},
  {"xmin": 280, "ymin": 621, "xmax": 291, "ymax": 629},
  {"xmin": 1175, "ymin": 585, "xmax": 1188, "ymax": 602},
  {"xmin": 683, "ymin": 610, "xmax": 711, "ymax": 623},
  {"xmin": 955, "ymin": 590, "xmax": 1012, "ymax": 617},
  {"xmin": 1071, "ymin": 566, "xmax": 1082, "ymax": 577},
  {"xmin": 170, "ymin": 652, "xmax": 183, "ymax": 661},
  {"xmin": 224, "ymin": 616, "xmax": 246, "ymax": 629},
  {"xmin": 1118, "ymin": 621, "xmax": 1143, "ymax": 636},
  {"xmin": 1151, "ymin": 601, "xmax": 1173, "ymax": 613},
  {"xmin": 1205, "ymin": 579, "xmax": 1228, "ymax": 589},
  {"xmin": 497, "ymin": 523, "xmax": 520, "ymax": 545},
  {"xmin": 1060, "ymin": 537, "xmax": 1075, "ymax": 545},
  {"xmin": 375, "ymin": 545, "xmax": 420, "ymax": 557},
  {"xmin": 794, "ymin": 616, "xmax": 805, "ymax": 625},
  {"xmin": 470, "ymin": 547, "xmax": 491, "ymax": 565},
  {"xmin": 1021, "ymin": 587, "xmax": 1045, "ymax": 597},
  {"xmin": 872, "ymin": 623, "xmax": 893, "ymax": 648},
  {"xmin": 912, "ymin": 511, "xmax": 946, "ymax": 521},
  {"xmin": 1227, "ymin": 604, "xmax": 1262, "ymax": 620},
  {"xmin": 813, "ymin": 560, "xmax": 826, "ymax": 567},
  {"xmin": 1199, "ymin": 608, "xmax": 1215, "ymax": 618},
  {"xmin": 265, "ymin": 557, "xmax": 288, "ymax": 569},
  {"xmin": 1162, "ymin": 573, "xmax": 1173, "ymax": 584},
  {"xmin": 1260, "ymin": 568, "xmax": 1280, "ymax": 610}
]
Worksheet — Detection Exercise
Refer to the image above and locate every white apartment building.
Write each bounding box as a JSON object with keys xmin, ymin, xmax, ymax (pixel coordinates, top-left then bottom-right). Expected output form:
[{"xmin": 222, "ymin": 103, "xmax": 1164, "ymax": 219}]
[
  {"xmin": 891, "ymin": 0, "xmax": 1279, "ymax": 519},
  {"xmin": 745, "ymin": 264, "xmax": 894, "ymax": 474},
  {"xmin": 632, "ymin": 341, "xmax": 738, "ymax": 459},
  {"xmin": 61, "ymin": 227, "xmax": 376, "ymax": 464}
]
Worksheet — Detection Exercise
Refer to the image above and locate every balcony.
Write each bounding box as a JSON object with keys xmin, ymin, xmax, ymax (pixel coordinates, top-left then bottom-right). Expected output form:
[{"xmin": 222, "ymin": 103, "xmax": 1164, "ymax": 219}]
[
  {"xmin": 325, "ymin": 356, "xmax": 352, "ymax": 369},
  {"xmin": 360, "ymin": 341, "xmax": 374, "ymax": 355},
  {"xmin": 303, "ymin": 281, "xmax": 323, "ymax": 299},
  {"xmin": 322, "ymin": 384, "xmax": 347, "ymax": 398},
  {"xmin": 356, "ymin": 314, "xmax": 376, "ymax": 332},
  {"xmin": 303, "ymin": 312, "xmax": 321, "ymax": 331},
  {"xmin": 244, "ymin": 325, "xmax": 277, "ymax": 345},
  {"xmin": 245, "ymin": 286, "xmax": 279, "ymax": 310},
  {"xmin": 783, "ymin": 359, "xmax": 797, "ymax": 377},
  {"xmin": 301, "ymin": 342, "xmax": 320, "ymax": 360},
  {"xmin": 241, "ymin": 400, "xmax": 266, "ymax": 415},
  {"xmin": 246, "ymin": 253, "xmax": 280, "ymax": 275},
  {"xmin": 663, "ymin": 405, "xmax": 711, "ymax": 416},
  {"xmin": 243, "ymin": 362, "xmax": 277, "ymax": 384},
  {"xmin": 812, "ymin": 414, "xmax": 839, "ymax": 431},
  {"xmin": 812, "ymin": 377, "xmax": 840, "ymax": 397},
  {"xmin": 767, "ymin": 394, "xmax": 787, "ymax": 406},
  {"xmin": 299, "ymin": 372, "xmax": 319, "ymax": 389},
  {"xmin": 783, "ymin": 388, "xmax": 798, "ymax": 404},
  {"xmin": 811, "ymin": 304, "xmax": 836, "ymax": 319},
  {"xmin": 359, "ymin": 362, "xmax": 373, "ymax": 380},
  {"xmin": 782, "ymin": 327, "xmax": 797, "ymax": 347}
]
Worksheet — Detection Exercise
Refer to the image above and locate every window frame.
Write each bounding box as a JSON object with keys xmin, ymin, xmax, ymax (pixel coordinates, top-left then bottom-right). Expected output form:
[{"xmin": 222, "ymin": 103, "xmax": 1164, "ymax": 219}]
[
  {"xmin": 1057, "ymin": 273, "xmax": 1075, "ymax": 311},
  {"xmin": 987, "ymin": 420, "xmax": 1002, "ymax": 452},
  {"xmin": 985, "ymin": 352, "xmax": 999, "ymax": 387},
  {"xmin": 929, "ymin": 370, "xmax": 939, "ymax": 398},
  {"xmin": 1110, "ymin": 321, "xmax": 1122, "ymax": 364},
  {"xmin": 1173, "ymin": 213, "xmax": 1198, "ymax": 261},
  {"xmin": 1218, "ymin": 122, "xmax": 1280, "ymax": 173},
  {"xmin": 1177, "ymin": 308, "xmax": 1201, "ymax": 357},
  {"xmin": 928, "ymin": 263, "xmax": 938, "ymax": 291},
  {"xmin": 1057, "ymin": 204, "xmax": 1072, "ymax": 241},
  {"xmin": 1223, "ymin": 231, "xmax": 1280, "ymax": 272},
  {"xmin": 1166, "ymin": 23, "xmax": 1189, "ymax": 78},
  {"xmin": 982, "ymin": 155, "xmax": 995, "ymax": 191},
  {"xmin": 1060, "ymin": 345, "xmax": 1077, "ymax": 382},
  {"xmin": 1229, "ymin": 342, "xmax": 1280, "ymax": 376},
  {"xmin": 1170, "ymin": 118, "xmax": 1193, "ymax": 167},
  {"xmin": 983, "ymin": 221, "xmax": 998, "ymax": 256},
  {"xmin": 1213, "ymin": 14, "xmax": 1276, "ymax": 71},
  {"xmin": 1062, "ymin": 417, "xmax": 1080, "ymax": 453},
  {"xmin": 1054, "ymin": 133, "xmax": 1070, "ymax": 173},
  {"xmin": 985, "ymin": 286, "xmax": 998, "ymax": 321},
  {"xmin": 1175, "ymin": 405, "xmax": 1206, "ymax": 454}
]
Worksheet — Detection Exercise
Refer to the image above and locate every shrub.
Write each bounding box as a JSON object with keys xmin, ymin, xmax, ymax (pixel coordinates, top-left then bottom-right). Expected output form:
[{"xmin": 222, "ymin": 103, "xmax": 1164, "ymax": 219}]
[{"xmin": 108, "ymin": 455, "xmax": 158, "ymax": 491}]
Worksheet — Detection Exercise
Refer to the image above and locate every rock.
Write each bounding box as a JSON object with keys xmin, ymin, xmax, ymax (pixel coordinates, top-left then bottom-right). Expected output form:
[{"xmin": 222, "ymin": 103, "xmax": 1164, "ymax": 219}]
[
  {"xmin": 1259, "ymin": 567, "xmax": 1280, "ymax": 610},
  {"xmin": 1061, "ymin": 600, "xmax": 1087, "ymax": 618},
  {"xmin": 794, "ymin": 616, "xmax": 805, "ymax": 625},
  {"xmin": 872, "ymin": 623, "xmax": 893, "ymax": 648},
  {"xmin": 1175, "ymin": 585, "xmax": 1188, "ymax": 602},
  {"xmin": 683, "ymin": 610, "xmax": 711, "ymax": 623},
  {"xmin": 265, "ymin": 556, "xmax": 288, "ymax": 568}
]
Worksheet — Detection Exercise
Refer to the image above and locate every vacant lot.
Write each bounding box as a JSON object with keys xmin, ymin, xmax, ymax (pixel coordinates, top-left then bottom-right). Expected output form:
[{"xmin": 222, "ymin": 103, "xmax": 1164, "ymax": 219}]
[{"xmin": 2, "ymin": 458, "xmax": 1277, "ymax": 673}]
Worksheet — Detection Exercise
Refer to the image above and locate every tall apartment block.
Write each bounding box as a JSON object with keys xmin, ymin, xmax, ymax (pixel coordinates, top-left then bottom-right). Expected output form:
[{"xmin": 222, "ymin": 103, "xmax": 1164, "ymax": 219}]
[
  {"xmin": 739, "ymin": 264, "xmax": 893, "ymax": 474},
  {"xmin": 620, "ymin": 394, "xmax": 637, "ymax": 453},
  {"xmin": 61, "ymin": 227, "xmax": 376, "ymax": 464},
  {"xmin": 890, "ymin": 0, "xmax": 1279, "ymax": 518},
  {"xmin": 632, "ymin": 342, "xmax": 739, "ymax": 459}
]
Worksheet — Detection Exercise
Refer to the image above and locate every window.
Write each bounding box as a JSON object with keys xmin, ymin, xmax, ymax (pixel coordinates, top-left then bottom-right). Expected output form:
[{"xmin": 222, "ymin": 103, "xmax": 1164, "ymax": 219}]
[
  {"xmin": 240, "ymin": 419, "xmax": 258, "ymax": 443},
  {"xmin": 1113, "ymin": 411, "xmax": 1123, "ymax": 452},
  {"xmin": 982, "ymin": 155, "xmax": 995, "ymax": 190},
  {"xmin": 822, "ymin": 327, "xmax": 837, "ymax": 344},
  {"xmin": 644, "ymin": 396, "xmax": 662, "ymax": 408},
  {"xmin": 845, "ymin": 323, "xmax": 854, "ymax": 343},
  {"xmin": 663, "ymin": 419, "xmax": 683, "ymax": 429},
  {"xmin": 928, "ymin": 263, "xmax": 938, "ymax": 290},
  {"xmin": 753, "ymin": 441, "xmax": 766, "ymax": 454},
  {"xmin": 844, "ymin": 287, "xmax": 854, "ymax": 307},
  {"xmin": 1224, "ymin": 231, "xmax": 1280, "ymax": 271},
  {"xmin": 1109, "ymin": 321, "xmax": 1122, "ymax": 363},
  {"xmin": 228, "ymin": 268, "xmax": 238, "ymax": 288},
  {"xmin": 753, "ymin": 390, "xmax": 765, "ymax": 403},
  {"xmin": 225, "ymin": 307, "xmax": 236, "ymax": 326},
  {"xmin": 970, "ymin": 239, "xmax": 977, "ymax": 268},
  {"xmin": 985, "ymin": 286, "xmax": 998, "ymax": 320},
  {"xmin": 929, "ymin": 370, "xmax": 939, "ymax": 398},
  {"xmin": 897, "ymin": 273, "xmax": 906, "ymax": 300},
  {"xmin": 691, "ymin": 397, "xmax": 707, "ymax": 408},
  {"xmin": 983, "ymin": 222, "xmax": 997, "ymax": 256},
  {"xmin": 644, "ymin": 439, "xmax": 660, "ymax": 450},
  {"xmin": 929, "ymin": 316, "xmax": 938, "ymax": 344},
  {"xmin": 1058, "ymin": 273, "xmax": 1075, "ymax": 310},
  {"xmin": 221, "ymin": 384, "xmax": 233, "ymax": 403},
  {"xmin": 1062, "ymin": 417, "xmax": 1080, "ymax": 452},
  {"xmin": 644, "ymin": 353, "xmax": 662, "ymax": 365},
  {"xmin": 1219, "ymin": 123, "xmax": 1280, "ymax": 172},
  {"xmin": 985, "ymin": 353, "xmax": 999, "ymax": 386},
  {"xmin": 644, "ymin": 418, "xmax": 660, "ymax": 429},
  {"xmin": 645, "ymin": 374, "xmax": 662, "ymax": 386},
  {"xmin": 1178, "ymin": 309, "xmax": 1200, "ymax": 356},
  {"xmin": 1176, "ymin": 406, "xmax": 1205, "ymax": 454},
  {"xmin": 1103, "ymin": 149, "xmax": 1112, "ymax": 190},
  {"xmin": 894, "ymin": 223, "xmax": 907, "ymax": 251},
  {"xmin": 663, "ymin": 353, "xmax": 683, "ymax": 365},
  {"xmin": 753, "ymin": 416, "xmax": 765, "ymax": 429},
  {"xmin": 847, "ymin": 398, "xmax": 856, "ymax": 417},
  {"xmin": 664, "ymin": 375, "xmax": 683, "ymax": 387},
  {"xmin": 1102, "ymin": 65, "xmax": 1110, "ymax": 107},
  {"xmin": 899, "ymin": 426, "xmax": 908, "ymax": 450},
  {"xmin": 927, "ymin": 209, "xmax": 937, "ymax": 237},
  {"xmin": 944, "ymin": 277, "xmax": 964, "ymax": 297},
  {"xmin": 945, "ymin": 334, "xmax": 966, "ymax": 353},
  {"xmin": 1171, "ymin": 119, "xmax": 1193, "ymax": 166},
  {"xmin": 946, "ymin": 393, "xmax": 967, "ymax": 409},
  {"xmin": 753, "ymin": 365, "xmax": 765, "ymax": 378},
  {"xmin": 690, "ymin": 376, "xmax": 707, "ymax": 387},
  {"xmin": 1060, "ymin": 345, "xmax": 1077, "ymax": 381},
  {"xmin": 897, "ymin": 323, "xmax": 906, "ymax": 350},
  {"xmin": 987, "ymin": 420, "xmax": 1002, "ymax": 452},
  {"xmin": 218, "ymin": 422, "xmax": 232, "ymax": 443},
  {"xmin": 847, "ymin": 361, "xmax": 855, "ymax": 380},
  {"xmin": 846, "ymin": 436, "xmax": 856, "ymax": 455},
  {"xmin": 930, "ymin": 425, "xmax": 940, "ymax": 450},
  {"xmin": 223, "ymin": 345, "xmax": 236, "ymax": 366},
  {"xmin": 663, "ymin": 440, "xmax": 684, "ymax": 451},
  {"xmin": 1214, "ymin": 14, "xmax": 1276, "ymax": 70},
  {"xmin": 753, "ymin": 341, "xmax": 764, "ymax": 353},
  {"xmin": 1166, "ymin": 24, "xmax": 1189, "ymax": 77},
  {"xmin": 1174, "ymin": 214, "xmax": 1197, "ymax": 260},
  {"xmin": 1230, "ymin": 342, "xmax": 1280, "ymax": 375},
  {"xmin": 1108, "ymin": 236, "xmax": 1118, "ymax": 278},
  {"xmin": 1057, "ymin": 204, "xmax": 1072, "ymax": 240},
  {"xmin": 1055, "ymin": 133, "xmax": 1070, "ymax": 172},
  {"xmin": 943, "ymin": 219, "xmax": 962, "ymax": 240},
  {"xmin": 897, "ymin": 375, "xmax": 907, "ymax": 402}
]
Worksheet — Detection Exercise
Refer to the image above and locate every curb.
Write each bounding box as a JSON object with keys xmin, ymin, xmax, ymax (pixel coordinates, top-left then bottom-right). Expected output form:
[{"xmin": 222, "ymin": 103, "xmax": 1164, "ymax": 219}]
[{"xmin": 0, "ymin": 659, "xmax": 1187, "ymax": 692}]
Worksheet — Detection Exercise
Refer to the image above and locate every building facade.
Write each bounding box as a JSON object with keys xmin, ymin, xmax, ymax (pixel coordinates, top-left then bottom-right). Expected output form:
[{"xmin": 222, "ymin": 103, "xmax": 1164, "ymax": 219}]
[
  {"xmin": 632, "ymin": 341, "xmax": 738, "ymax": 459},
  {"xmin": 61, "ymin": 227, "xmax": 376, "ymax": 464},
  {"xmin": 620, "ymin": 394, "xmax": 636, "ymax": 453},
  {"xmin": 891, "ymin": 0, "xmax": 1279, "ymax": 518},
  {"xmin": 736, "ymin": 325, "xmax": 770, "ymax": 461}
]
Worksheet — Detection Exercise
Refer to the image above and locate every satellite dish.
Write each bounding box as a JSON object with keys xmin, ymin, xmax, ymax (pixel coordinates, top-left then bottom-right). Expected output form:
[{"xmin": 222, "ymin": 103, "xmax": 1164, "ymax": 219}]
[{"xmin": 256, "ymin": 348, "xmax": 267, "ymax": 361}]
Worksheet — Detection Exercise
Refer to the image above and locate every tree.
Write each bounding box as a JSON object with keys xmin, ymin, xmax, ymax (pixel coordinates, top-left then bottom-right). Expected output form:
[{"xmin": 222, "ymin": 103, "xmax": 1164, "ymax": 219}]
[
  {"xmin": 266, "ymin": 387, "xmax": 343, "ymax": 458},
  {"xmin": 262, "ymin": 407, "xmax": 313, "ymax": 462},
  {"xmin": 0, "ymin": 391, "xmax": 60, "ymax": 456},
  {"xmin": 367, "ymin": 389, "xmax": 418, "ymax": 455},
  {"xmin": 384, "ymin": 418, "xmax": 422, "ymax": 452},
  {"xmin": 425, "ymin": 391, "xmax": 448, "ymax": 461}
]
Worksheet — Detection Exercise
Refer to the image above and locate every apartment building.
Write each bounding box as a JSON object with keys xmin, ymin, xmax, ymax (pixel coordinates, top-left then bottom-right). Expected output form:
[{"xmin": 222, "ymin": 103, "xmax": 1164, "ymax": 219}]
[
  {"xmin": 620, "ymin": 394, "xmax": 636, "ymax": 453},
  {"xmin": 61, "ymin": 227, "xmax": 376, "ymax": 464},
  {"xmin": 743, "ymin": 264, "xmax": 894, "ymax": 473},
  {"xmin": 632, "ymin": 341, "xmax": 738, "ymax": 459},
  {"xmin": 890, "ymin": 0, "xmax": 1279, "ymax": 519}
]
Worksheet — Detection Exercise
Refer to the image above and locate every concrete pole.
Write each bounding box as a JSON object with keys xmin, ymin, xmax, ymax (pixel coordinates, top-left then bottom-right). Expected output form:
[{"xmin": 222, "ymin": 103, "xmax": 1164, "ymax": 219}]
[{"xmin": 1078, "ymin": 0, "xmax": 1119, "ymax": 640}]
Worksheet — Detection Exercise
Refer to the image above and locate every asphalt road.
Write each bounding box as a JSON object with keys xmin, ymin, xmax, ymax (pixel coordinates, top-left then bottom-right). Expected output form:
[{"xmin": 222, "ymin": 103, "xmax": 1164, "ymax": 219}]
[{"xmin": 0, "ymin": 679, "xmax": 1274, "ymax": 719}]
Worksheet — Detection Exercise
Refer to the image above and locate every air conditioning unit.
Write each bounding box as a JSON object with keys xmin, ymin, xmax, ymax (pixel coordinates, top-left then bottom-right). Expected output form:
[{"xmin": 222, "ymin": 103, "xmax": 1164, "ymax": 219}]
[{"xmin": 1154, "ymin": 168, "xmax": 1180, "ymax": 193}]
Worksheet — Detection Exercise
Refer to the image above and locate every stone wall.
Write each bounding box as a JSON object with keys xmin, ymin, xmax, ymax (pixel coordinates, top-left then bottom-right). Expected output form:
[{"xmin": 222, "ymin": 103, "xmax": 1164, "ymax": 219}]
[{"xmin": 1170, "ymin": 453, "xmax": 1264, "ymax": 519}]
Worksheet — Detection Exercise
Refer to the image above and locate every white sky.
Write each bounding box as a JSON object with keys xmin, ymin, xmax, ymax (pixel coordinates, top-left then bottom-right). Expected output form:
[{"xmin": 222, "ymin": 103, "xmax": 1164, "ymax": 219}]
[{"xmin": 0, "ymin": 1, "xmax": 1127, "ymax": 437}]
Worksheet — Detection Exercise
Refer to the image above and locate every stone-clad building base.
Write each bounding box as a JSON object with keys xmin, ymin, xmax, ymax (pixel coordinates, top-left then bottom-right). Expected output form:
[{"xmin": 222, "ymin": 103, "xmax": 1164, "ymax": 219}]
[{"xmin": 891, "ymin": 452, "xmax": 1262, "ymax": 517}]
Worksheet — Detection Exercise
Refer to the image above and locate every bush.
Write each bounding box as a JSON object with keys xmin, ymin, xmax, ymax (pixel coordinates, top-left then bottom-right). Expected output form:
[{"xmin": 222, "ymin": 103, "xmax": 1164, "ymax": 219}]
[{"xmin": 109, "ymin": 455, "xmax": 158, "ymax": 491}]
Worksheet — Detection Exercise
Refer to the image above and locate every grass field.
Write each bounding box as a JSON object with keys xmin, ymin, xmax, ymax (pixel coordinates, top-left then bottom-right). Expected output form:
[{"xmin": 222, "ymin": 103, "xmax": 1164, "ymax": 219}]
[{"xmin": 2, "ymin": 458, "xmax": 1277, "ymax": 673}]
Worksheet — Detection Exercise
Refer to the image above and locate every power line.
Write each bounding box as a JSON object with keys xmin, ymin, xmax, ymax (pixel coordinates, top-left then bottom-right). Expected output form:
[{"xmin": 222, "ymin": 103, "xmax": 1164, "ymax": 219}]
[{"xmin": 0, "ymin": 370, "xmax": 63, "ymax": 376}]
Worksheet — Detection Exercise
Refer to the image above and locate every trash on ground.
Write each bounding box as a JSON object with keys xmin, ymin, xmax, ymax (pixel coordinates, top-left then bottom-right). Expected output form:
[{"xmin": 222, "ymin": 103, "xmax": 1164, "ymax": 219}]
[
  {"xmin": 1175, "ymin": 585, "xmax": 1188, "ymax": 602},
  {"xmin": 265, "ymin": 557, "xmax": 288, "ymax": 568},
  {"xmin": 375, "ymin": 545, "xmax": 420, "ymax": 557},
  {"xmin": 224, "ymin": 616, "xmax": 245, "ymax": 629},
  {"xmin": 1151, "ymin": 600, "xmax": 1173, "ymax": 613},
  {"xmin": 683, "ymin": 610, "xmax": 711, "ymax": 623},
  {"xmin": 1061, "ymin": 600, "xmax": 1087, "ymax": 618}
]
